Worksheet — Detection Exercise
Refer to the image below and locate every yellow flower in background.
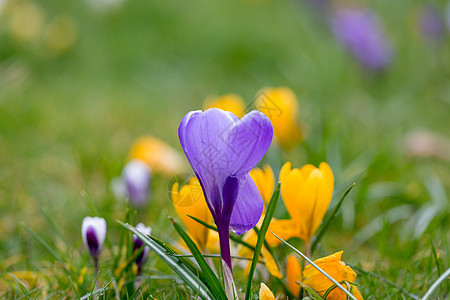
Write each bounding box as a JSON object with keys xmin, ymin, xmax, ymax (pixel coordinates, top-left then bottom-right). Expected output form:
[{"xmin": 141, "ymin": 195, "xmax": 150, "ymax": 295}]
[
  {"xmin": 203, "ymin": 93, "xmax": 246, "ymax": 118},
  {"xmin": 237, "ymin": 227, "xmax": 282, "ymax": 279},
  {"xmin": 249, "ymin": 165, "xmax": 275, "ymax": 205},
  {"xmin": 259, "ymin": 283, "xmax": 276, "ymax": 300},
  {"xmin": 171, "ymin": 177, "xmax": 213, "ymax": 250},
  {"xmin": 303, "ymin": 251, "xmax": 364, "ymax": 300},
  {"xmin": 255, "ymin": 87, "xmax": 303, "ymax": 150},
  {"xmin": 286, "ymin": 254, "xmax": 302, "ymax": 298},
  {"xmin": 129, "ymin": 136, "xmax": 186, "ymax": 176},
  {"xmin": 7, "ymin": 0, "xmax": 44, "ymax": 43},
  {"xmin": 268, "ymin": 162, "xmax": 334, "ymax": 245},
  {"xmin": 44, "ymin": 15, "xmax": 78, "ymax": 54}
]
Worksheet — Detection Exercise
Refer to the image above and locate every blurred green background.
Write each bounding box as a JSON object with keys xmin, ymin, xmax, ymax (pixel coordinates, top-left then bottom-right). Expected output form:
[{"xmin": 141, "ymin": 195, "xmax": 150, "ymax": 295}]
[{"xmin": 0, "ymin": 0, "xmax": 449, "ymax": 297}]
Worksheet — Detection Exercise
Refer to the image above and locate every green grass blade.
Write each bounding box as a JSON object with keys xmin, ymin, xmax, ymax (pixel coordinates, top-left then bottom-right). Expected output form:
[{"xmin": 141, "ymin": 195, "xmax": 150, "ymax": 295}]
[
  {"xmin": 118, "ymin": 221, "xmax": 214, "ymax": 300},
  {"xmin": 298, "ymin": 281, "xmax": 324, "ymax": 300},
  {"xmin": 350, "ymin": 265, "xmax": 419, "ymax": 299},
  {"xmin": 171, "ymin": 218, "xmax": 227, "ymax": 300},
  {"xmin": 244, "ymin": 182, "xmax": 280, "ymax": 300},
  {"xmin": 311, "ymin": 183, "xmax": 355, "ymax": 254},
  {"xmin": 272, "ymin": 231, "xmax": 358, "ymax": 300},
  {"xmin": 187, "ymin": 215, "xmax": 255, "ymax": 251},
  {"xmin": 421, "ymin": 267, "xmax": 450, "ymax": 300}
]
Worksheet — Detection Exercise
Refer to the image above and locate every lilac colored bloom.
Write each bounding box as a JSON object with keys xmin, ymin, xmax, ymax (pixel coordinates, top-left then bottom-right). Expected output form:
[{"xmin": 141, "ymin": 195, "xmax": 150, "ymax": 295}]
[
  {"xmin": 419, "ymin": 3, "xmax": 443, "ymax": 42},
  {"xmin": 178, "ymin": 108, "xmax": 273, "ymax": 271},
  {"xmin": 331, "ymin": 6, "xmax": 393, "ymax": 71},
  {"xmin": 133, "ymin": 223, "xmax": 152, "ymax": 272},
  {"xmin": 82, "ymin": 216, "xmax": 107, "ymax": 271},
  {"xmin": 122, "ymin": 159, "xmax": 151, "ymax": 207}
]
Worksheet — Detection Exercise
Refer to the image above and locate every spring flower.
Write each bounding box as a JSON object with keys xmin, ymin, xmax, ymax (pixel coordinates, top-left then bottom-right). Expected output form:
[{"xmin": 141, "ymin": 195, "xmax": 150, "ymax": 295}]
[
  {"xmin": 330, "ymin": 6, "xmax": 392, "ymax": 71},
  {"xmin": 133, "ymin": 223, "xmax": 152, "ymax": 273},
  {"xmin": 122, "ymin": 159, "xmax": 151, "ymax": 208},
  {"xmin": 81, "ymin": 217, "xmax": 107, "ymax": 272},
  {"xmin": 129, "ymin": 136, "xmax": 186, "ymax": 176},
  {"xmin": 268, "ymin": 162, "xmax": 334, "ymax": 247},
  {"xmin": 303, "ymin": 251, "xmax": 364, "ymax": 300},
  {"xmin": 171, "ymin": 177, "xmax": 213, "ymax": 250},
  {"xmin": 249, "ymin": 164, "xmax": 275, "ymax": 205},
  {"xmin": 178, "ymin": 108, "xmax": 273, "ymax": 275},
  {"xmin": 255, "ymin": 87, "xmax": 303, "ymax": 150},
  {"xmin": 204, "ymin": 94, "xmax": 246, "ymax": 118},
  {"xmin": 259, "ymin": 283, "xmax": 276, "ymax": 300},
  {"xmin": 418, "ymin": 3, "xmax": 443, "ymax": 43},
  {"xmin": 286, "ymin": 254, "xmax": 302, "ymax": 297}
]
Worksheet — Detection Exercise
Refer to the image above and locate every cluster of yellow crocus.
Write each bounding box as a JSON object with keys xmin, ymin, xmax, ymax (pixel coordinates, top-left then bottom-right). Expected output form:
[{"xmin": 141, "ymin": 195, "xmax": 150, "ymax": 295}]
[
  {"xmin": 129, "ymin": 136, "xmax": 187, "ymax": 176},
  {"xmin": 268, "ymin": 161, "xmax": 334, "ymax": 246},
  {"xmin": 204, "ymin": 87, "xmax": 304, "ymax": 150},
  {"xmin": 286, "ymin": 251, "xmax": 364, "ymax": 300},
  {"xmin": 1, "ymin": 0, "xmax": 78, "ymax": 54}
]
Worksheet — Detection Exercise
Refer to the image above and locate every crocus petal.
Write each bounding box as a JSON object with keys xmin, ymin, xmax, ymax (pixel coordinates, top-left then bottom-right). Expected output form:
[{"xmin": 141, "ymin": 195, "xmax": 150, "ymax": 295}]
[
  {"xmin": 267, "ymin": 219, "xmax": 301, "ymax": 246},
  {"xmin": 311, "ymin": 163, "xmax": 334, "ymax": 234},
  {"xmin": 133, "ymin": 223, "xmax": 152, "ymax": 266},
  {"xmin": 225, "ymin": 111, "xmax": 273, "ymax": 176},
  {"xmin": 286, "ymin": 255, "xmax": 302, "ymax": 298},
  {"xmin": 279, "ymin": 161, "xmax": 292, "ymax": 183},
  {"xmin": 250, "ymin": 164, "xmax": 275, "ymax": 204},
  {"xmin": 297, "ymin": 169, "xmax": 323, "ymax": 240},
  {"xmin": 229, "ymin": 175, "xmax": 263, "ymax": 235},
  {"xmin": 259, "ymin": 283, "xmax": 276, "ymax": 300},
  {"xmin": 303, "ymin": 251, "xmax": 363, "ymax": 300},
  {"xmin": 281, "ymin": 169, "xmax": 306, "ymax": 225},
  {"xmin": 122, "ymin": 159, "xmax": 151, "ymax": 207}
]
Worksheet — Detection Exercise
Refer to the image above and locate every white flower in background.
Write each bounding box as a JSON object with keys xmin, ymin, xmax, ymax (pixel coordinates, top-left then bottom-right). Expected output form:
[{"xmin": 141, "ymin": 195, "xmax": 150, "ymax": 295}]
[
  {"xmin": 81, "ymin": 216, "xmax": 107, "ymax": 271},
  {"xmin": 122, "ymin": 159, "xmax": 152, "ymax": 208}
]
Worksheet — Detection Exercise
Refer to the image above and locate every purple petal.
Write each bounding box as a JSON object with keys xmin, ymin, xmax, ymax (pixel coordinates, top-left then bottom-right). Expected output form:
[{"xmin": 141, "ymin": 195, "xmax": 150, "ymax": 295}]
[
  {"xmin": 86, "ymin": 226, "xmax": 100, "ymax": 257},
  {"xmin": 224, "ymin": 110, "xmax": 273, "ymax": 176},
  {"xmin": 229, "ymin": 175, "xmax": 263, "ymax": 235}
]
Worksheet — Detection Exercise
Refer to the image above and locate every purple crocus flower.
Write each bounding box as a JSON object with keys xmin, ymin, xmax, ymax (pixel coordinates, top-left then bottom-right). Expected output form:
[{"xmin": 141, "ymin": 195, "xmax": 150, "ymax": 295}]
[
  {"xmin": 178, "ymin": 108, "xmax": 273, "ymax": 273},
  {"xmin": 133, "ymin": 223, "xmax": 152, "ymax": 274},
  {"xmin": 419, "ymin": 3, "xmax": 443, "ymax": 43},
  {"xmin": 81, "ymin": 216, "xmax": 107, "ymax": 272},
  {"xmin": 330, "ymin": 6, "xmax": 393, "ymax": 71},
  {"xmin": 122, "ymin": 159, "xmax": 151, "ymax": 208}
]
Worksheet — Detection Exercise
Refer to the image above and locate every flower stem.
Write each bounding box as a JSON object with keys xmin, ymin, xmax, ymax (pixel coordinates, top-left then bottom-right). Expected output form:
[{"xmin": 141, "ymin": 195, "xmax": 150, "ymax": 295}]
[
  {"xmin": 217, "ymin": 223, "xmax": 232, "ymax": 271},
  {"xmin": 94, "ymin": 257, "xmax": 99, "ymax": 275}
]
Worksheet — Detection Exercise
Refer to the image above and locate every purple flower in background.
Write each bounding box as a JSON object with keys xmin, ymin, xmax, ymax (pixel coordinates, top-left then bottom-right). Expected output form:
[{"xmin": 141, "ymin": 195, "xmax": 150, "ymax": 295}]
[
  {"xmin": 122, "ymin": 159, "xmax": 151, "ymax": 208},
  {"xmin": 133, "ymin": 223, "xmax": 152, "ymax": 274},
  {"xmin": 419, "ymin": 3, "xmax": 443, "ymax": 42},
  {"xmin": 82, "ymin": 216, "xmax": 107, "ymax": 272},
  {"xmin": 331, "ymin": 6, "xmax": 393, "ymax": 71},
  {"xmin": 178, "ymin": 108, "xmax": 273, "ymax": 273}
]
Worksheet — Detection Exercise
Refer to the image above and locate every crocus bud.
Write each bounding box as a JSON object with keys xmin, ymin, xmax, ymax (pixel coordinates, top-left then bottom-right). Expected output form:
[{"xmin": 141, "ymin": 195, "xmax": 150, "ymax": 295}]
[
  {"xmin": 82, "ymin": 216, "xmax": 107, "ymax": 272},
  {"xmin": 122, "ymin": 159, "xmax": 151, "ymax": 208},
  {"xmin": 133, "ymin": 223, "xmax": 152, "ymax": 272}
]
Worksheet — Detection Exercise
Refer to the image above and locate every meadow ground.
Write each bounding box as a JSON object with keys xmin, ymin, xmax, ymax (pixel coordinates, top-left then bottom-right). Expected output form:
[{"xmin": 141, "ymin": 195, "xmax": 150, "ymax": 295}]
[{"xmin": 0, "ymin": 0, "xmax": 449, "ymax": 299}]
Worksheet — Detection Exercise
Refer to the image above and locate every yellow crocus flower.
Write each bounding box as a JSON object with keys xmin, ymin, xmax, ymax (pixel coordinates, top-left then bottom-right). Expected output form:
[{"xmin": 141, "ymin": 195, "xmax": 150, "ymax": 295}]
[
  {"xmin": 203, "ymin": 94, "xmax": 246, "ymax": 118},
  {"xmin": 237, "ymin": 227, "xmax": 283, "ymax": 279},
  {"xmin": 255, "ymin": 87, "xmax": 303, "ymax": 150},
  {"xmin": 286, "ymin": 254, "xmax": 302, "ymax": 297},
  {"xmin": 171, "ymin": 177, "xmax": 213, "ymax": 250},
  {"xmin": 303, "ymin": 251, "xmax": 364, "ymax": 300},
  {"xmin": 267, "ymin": 162, "xmax": 334, "ymax": 246},
  {"xmin": 249, "ymin": 165, "xmax": 275, "ymax": 205},
  {"xmin": 259, "ymin": 283, "xmax": 276, "ymax": 300},
  {"xmin": 129, "ymin": 136, "xmax": 186, "ymax": 176}
]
